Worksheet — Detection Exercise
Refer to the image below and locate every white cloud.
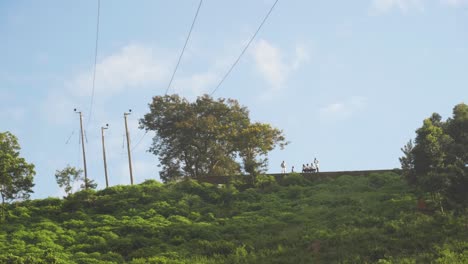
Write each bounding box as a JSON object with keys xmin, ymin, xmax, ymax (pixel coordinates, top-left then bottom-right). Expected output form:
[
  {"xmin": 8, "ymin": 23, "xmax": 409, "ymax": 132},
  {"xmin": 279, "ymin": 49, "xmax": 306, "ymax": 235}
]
[
  {"xmin": 66, "ymin": 44, "xmax": 169, "ymax": 98},
  {"xmin": 441, "ymin": 0, "xmax": 468, "ymax": 6},
  {"xmin": 370, "ymin": 0, "xmax": 466, "ymax": 13},
  {"xmin": 292, "ymin": 44, "xmax": 311, "ymax": 70},
  {"xmin": 370, "ymin": 0, "xmax": 425, "ymax": 14},
  {"xmin": 251, "ymin": 39, "xmax": 287, "ymax": 88},
  {"xmin": 41, "ymin": 43, "xmax": 171, "ymax": 125},
  {"xmin": 172, "ymin": 72, "xmax": 219, "ymax": 97},
  {"xmin": 251, "ymin": 39, "xmax": 310, "ymax": 90},
  {"xmin": 319, "ymin": 96, "xmax": 367, "ymax": 121}
]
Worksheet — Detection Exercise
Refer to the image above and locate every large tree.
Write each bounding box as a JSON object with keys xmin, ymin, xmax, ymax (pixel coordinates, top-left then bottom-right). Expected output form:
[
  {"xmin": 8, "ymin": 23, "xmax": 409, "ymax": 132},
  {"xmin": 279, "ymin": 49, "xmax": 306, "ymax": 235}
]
[
  {"xmin": 140, "ymin": 94, "xmax": 287, "ymax": 182},
  {"xmin": 400, "ymin": 103, "xmax": 468, "ymax": 211},
  {"xmin": 0, "ymin": 132, "xmax": 35, "ymax": 213}
]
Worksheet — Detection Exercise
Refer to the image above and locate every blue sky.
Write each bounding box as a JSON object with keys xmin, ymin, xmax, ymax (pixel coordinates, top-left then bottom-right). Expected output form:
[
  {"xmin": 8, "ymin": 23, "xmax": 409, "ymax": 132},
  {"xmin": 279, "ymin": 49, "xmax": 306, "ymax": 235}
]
[{"xmin": 1, "ymin": 0, "xmax": 467, "ymax": 199}]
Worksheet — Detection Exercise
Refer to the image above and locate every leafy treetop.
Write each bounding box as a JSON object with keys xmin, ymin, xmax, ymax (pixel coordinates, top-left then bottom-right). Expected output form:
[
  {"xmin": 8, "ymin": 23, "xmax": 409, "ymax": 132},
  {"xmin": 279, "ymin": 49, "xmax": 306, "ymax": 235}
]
[
  {"xmin": 140, "ymin": 94, "xmax": 287, "ymax": 182},
  {"xmin": 0, "ymin": 131, "xmax": 35, "ymax": 210},
  {"xmin": 400, "ymin": 103, "xmax": 468, "ymax": 211}
]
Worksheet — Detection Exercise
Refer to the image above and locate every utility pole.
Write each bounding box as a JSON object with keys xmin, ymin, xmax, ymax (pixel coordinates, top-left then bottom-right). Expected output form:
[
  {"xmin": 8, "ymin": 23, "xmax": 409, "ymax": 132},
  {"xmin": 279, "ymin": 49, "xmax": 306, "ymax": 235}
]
[
  {"xmin": 74, "ymin": 109, "xmax": 88, "ymax": 189},
  {"xmin": 101, "ymin": 124, "xmax": 109, "ymax": 188},
  {"xmin": 124, "ymin": 109, "xmax": 134, "ymax": 185}
]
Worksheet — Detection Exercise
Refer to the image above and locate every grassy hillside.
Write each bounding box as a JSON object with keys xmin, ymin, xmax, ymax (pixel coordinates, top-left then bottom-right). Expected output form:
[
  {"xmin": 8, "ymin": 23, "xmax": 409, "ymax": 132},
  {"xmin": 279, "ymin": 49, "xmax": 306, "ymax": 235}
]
[{"xmin": 1, "ymin": 172, "xmax": 468, "ymax": 263}]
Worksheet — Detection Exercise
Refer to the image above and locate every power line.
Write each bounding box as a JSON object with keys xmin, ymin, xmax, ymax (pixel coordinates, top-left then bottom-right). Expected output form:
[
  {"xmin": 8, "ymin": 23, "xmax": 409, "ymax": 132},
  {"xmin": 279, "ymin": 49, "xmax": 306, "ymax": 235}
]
[
  {"xmin": 210, "ymin": 0, "xmax": 279, "ymax": 96},
  {"xmin": 131, "ymin": 0, "xmax": 204, "ymax": 154},
  {"xmin": 131, "ymin": 131, "xmax": 148, "ymax": 152},
  {"xmin": 86, "ymin": 0, "xmax": 101, "ymax": 129},
  {"xmin": 65, "ymin": 130, "xmax": 75, "ymax": 144},
  {"xmin": 165, "ymin": 0, "xmax": 204, "ymax": 95}
]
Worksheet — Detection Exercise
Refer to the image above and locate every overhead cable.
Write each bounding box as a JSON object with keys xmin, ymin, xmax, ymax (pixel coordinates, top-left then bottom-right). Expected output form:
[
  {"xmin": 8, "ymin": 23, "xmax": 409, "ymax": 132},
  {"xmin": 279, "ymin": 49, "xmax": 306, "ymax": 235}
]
[
  {"xmin": 86, "ymin": 0, "xmax": 101, "ymax": 129},
  {"xmin": 210, "ymin": 0, "xmax": 279, "ymax": 96},
  {"xmin": 131, "ymin": 131, "xmax": 148, "ymax": 152},
  {"xmin": 165, "ymin": 0, "xmax": 204, "ymax": 95},
  {"xmin": 132, "ymin": 0, "xmax": 204, "ymax": 153},
  {"xmin": 65, "ymin": 130, "xmax": 75, "ymax": 144}
]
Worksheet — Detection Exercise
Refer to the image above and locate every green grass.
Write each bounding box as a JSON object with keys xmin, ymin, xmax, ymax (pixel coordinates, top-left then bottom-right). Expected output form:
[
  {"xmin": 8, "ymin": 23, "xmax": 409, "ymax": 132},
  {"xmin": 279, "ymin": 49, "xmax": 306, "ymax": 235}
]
[{"xmin": 1, "ymin": 172, "xmax": 468, "ymax": 263}]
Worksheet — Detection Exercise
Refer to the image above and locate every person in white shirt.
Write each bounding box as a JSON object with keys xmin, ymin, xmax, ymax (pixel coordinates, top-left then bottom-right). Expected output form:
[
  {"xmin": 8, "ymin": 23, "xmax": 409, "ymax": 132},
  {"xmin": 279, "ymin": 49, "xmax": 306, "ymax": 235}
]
[
  {"xmin": 314, "ymin": 158, "xmax": 319, "ymax": 173},
  {"xmin": 281, "ymin": 161, "xmax": 286, "ymax": 174},
  {"xmin": 310, "ymin": 162, "xmax": 316, "ymax": 172}
]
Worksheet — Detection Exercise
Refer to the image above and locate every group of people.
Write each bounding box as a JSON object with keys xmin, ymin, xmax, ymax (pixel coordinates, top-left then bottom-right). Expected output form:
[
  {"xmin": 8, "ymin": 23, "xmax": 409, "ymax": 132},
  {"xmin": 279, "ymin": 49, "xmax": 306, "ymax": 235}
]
[{"xmin": 281, "ymin": 158, "xmax": 320, "ymax": 174}]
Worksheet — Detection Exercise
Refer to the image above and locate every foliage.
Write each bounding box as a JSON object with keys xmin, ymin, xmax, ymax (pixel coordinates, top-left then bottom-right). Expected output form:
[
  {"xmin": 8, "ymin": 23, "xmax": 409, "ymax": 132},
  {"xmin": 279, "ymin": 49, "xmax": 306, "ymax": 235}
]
[
  {"xmin": 2, "ymin": 172, "xmax": 468, "ymax": 262},
  {"xmin": 0, "ymin": 131, "xmax": 35, "ymax": 219},
  {"xmin": 55, "ymin": 165, "xmax": 97, "ymax": 196},
  {"xmin": 55, "ymin": 165, "xmax": 83, "ymax": 196},
  {"xmin": 81, "ymin": 177, "xmax": 98, "ymax": 191},
  {"xmin": 140, "ymin": 94, "xmax": 287, "ymax": 182},
  {"xmin": 400, "ymin": 103, "xmax": 468, "ymax": 211}
]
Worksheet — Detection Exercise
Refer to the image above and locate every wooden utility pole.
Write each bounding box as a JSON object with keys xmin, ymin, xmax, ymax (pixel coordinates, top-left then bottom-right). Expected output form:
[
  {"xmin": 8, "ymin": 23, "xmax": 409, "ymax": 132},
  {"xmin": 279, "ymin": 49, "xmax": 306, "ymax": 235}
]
[
  {"xmin": 124, "ymin": 110, "xmax": 134, "ymax": 185},
  {"xmin": 74, "ymin": 109, "xmax": 88, "ymax": 189},
  {"xmin": 101, "ymin": 124, "xmax": 109, "ymax": 188}
]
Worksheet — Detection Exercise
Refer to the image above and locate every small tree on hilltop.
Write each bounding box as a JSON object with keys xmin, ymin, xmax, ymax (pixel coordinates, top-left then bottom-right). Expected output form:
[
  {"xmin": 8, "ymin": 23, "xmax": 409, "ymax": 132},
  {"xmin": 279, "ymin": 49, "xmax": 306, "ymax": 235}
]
[
  {"xmin": 55, "ymin": 165, "xmax": 97, "ymax": 196},
  {"xmin": 55, "ymin": 165, "xmax": 82, "ymax": 196}
]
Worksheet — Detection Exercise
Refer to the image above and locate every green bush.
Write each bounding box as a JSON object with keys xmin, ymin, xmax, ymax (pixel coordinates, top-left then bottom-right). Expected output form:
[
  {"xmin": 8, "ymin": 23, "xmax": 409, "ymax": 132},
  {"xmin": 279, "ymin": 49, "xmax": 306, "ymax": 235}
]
[
  {"xmin": 280, "ymin": 172, "xmax": 308, "ymax": 186},
  {"xmin": 254, "ymin": 174, "xmax": 277, "ymax": 189}
]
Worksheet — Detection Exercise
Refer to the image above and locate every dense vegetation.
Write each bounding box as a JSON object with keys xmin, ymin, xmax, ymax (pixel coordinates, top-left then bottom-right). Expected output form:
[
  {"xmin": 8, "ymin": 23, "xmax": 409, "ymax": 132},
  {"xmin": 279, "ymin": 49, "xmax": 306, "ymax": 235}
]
[
  {"xmin": 1, "ymin": 103, "xmax": 466, "ymax": 263},
  {"xmin": 400, "ymin": 103, "xmax": 468, "ymax": 212},
  {"xmin": 0, "ymin": 131, "xmax": 35, "ymax": 218},
  {"xmin": 1, "ymin": 172, "xmax": 468, "ymax": 263}
]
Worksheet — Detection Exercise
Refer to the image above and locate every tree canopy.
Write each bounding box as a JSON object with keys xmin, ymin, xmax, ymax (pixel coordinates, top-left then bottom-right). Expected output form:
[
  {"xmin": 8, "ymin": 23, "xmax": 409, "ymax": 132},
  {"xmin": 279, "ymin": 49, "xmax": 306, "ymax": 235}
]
[
  {"xmin": 140, "ymin": 94, "xmax": 287, "ymax": 182},
  {"xmin": 0, "ymin": 131, "xmax": 35, "ymax": 211},
  {"xmin": 400, "ymin": 103, "xmax": 468, "ymax": 210}
]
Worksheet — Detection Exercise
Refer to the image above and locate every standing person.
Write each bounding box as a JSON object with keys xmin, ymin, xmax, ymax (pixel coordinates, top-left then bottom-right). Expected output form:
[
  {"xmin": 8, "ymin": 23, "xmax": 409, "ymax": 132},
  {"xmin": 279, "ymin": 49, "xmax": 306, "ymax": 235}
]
[
  {"xmin": 314, "ymin": 158, "xmax": 319, "ymax": 173},
  {"xmin": 291, "ymin": 166, "xmax": 295, "ymax": 173},
  {"xmin": 281, "ymin": 161, "xmax": 286, "ymax": 174}
]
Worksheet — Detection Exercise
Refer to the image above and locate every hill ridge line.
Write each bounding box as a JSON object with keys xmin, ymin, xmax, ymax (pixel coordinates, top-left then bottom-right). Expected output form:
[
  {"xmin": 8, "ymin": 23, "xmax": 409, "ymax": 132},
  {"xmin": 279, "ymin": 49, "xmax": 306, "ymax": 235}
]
[{"xmin": 198, "ymin": 169, "xmax": 401, "ymax": 184}]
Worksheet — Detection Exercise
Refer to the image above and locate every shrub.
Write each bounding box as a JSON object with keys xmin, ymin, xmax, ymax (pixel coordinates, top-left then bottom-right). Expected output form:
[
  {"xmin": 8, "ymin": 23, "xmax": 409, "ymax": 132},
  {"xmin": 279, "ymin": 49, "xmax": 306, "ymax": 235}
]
[
  {"xmin": 281, "ymin": 173, "xmax": 308, "ymax": 186},
  {"xmin": 254, "ymin": 175, "xmax": 277, "ymax": 189}
]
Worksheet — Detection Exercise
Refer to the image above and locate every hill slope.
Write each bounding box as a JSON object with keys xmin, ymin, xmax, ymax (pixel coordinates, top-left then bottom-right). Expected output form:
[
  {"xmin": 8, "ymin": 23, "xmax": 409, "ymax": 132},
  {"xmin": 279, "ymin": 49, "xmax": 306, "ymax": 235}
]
[{"xmin": 1, "ymin": 172, "xmax": 468, "ymax": 263}]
